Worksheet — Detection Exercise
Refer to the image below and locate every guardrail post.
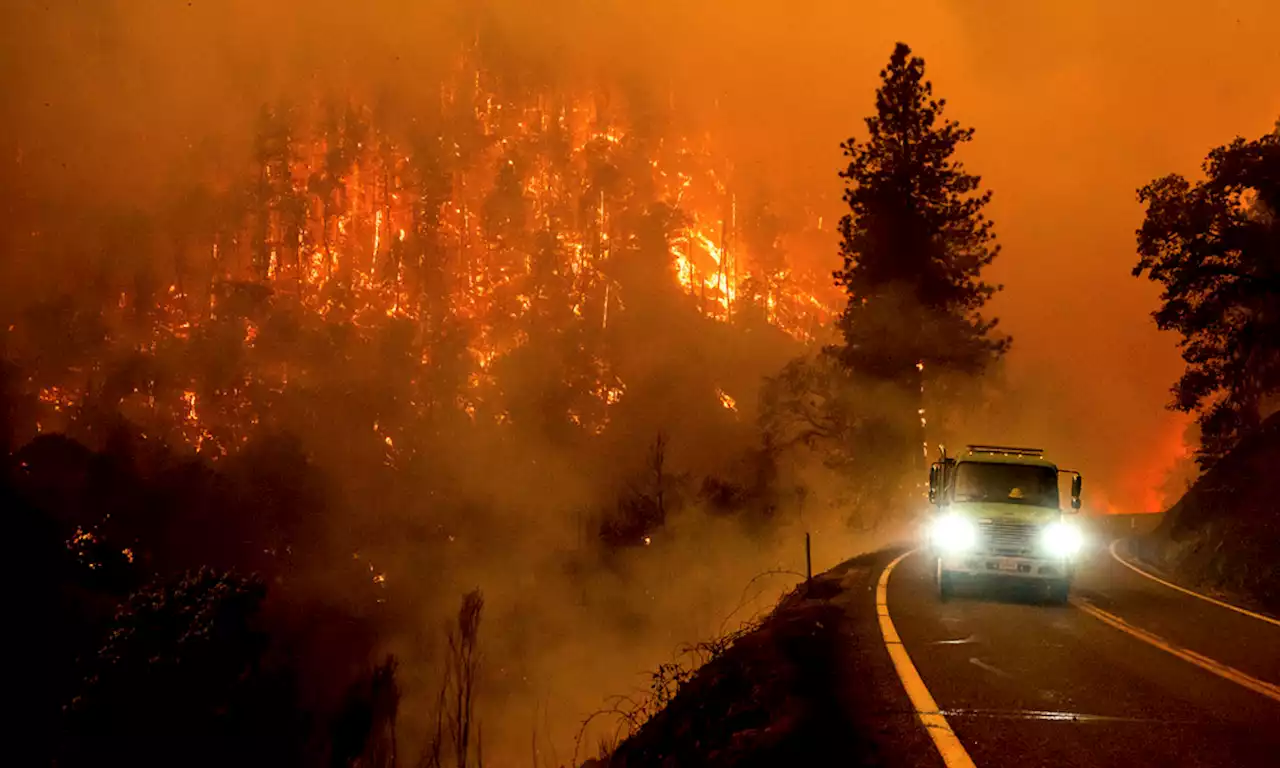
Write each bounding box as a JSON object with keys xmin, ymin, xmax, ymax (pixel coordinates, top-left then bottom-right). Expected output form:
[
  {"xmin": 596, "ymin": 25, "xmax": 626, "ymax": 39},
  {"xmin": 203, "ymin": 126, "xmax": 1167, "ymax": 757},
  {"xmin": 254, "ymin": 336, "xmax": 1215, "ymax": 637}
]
[{"xmin": 805, "ymin": 532, "xmax": 812, "ymax": 584}]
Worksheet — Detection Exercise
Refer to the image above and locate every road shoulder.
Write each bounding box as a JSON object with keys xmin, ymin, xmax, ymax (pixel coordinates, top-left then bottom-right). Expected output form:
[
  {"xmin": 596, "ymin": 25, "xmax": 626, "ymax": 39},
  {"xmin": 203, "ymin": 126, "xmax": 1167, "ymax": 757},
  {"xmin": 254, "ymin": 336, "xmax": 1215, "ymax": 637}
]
[{"xmin": 600, "ymin": 548, "xmax": 942, "ymax": 767}]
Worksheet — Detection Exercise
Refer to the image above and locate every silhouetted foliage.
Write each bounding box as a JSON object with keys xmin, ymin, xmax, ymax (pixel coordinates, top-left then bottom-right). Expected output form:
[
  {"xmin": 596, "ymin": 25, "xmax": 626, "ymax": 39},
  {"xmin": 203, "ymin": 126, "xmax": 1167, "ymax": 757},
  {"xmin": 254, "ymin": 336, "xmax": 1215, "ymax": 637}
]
[
  {"xmin": 61, "ymin": 569, "xmax": 305, "ymax": 768},
  {"xmin": 332, "ymin": 656, "xmax": 401, "ymax": 768},
  {"xmin": 420, "ymin": 590, "xmax": 486, "ymax": 768},
  {"xmin": 830, "ymin": 42, "xmax": 1007, "ymax": 477},
  {"xmin": 599, "ymin": 432, "xmax": 691, "ymax": 549},
  {"xmin": 1135, "ymin": 123, "xmax": 1280, "ymax": 467},
  {"xmin": 1, "ymin": 385, "xmax": 392, "ymax": 768},
  {"xmin": 5, "ymin": 476, "xmax": 104, "ymax": 767},
  {"xmin": 833, "ymin": 42, "xmax": 1007, "ymax": 375},
  {"xmin": 0, "ymin": 361, "xmax": 20, "ymax": 454}
]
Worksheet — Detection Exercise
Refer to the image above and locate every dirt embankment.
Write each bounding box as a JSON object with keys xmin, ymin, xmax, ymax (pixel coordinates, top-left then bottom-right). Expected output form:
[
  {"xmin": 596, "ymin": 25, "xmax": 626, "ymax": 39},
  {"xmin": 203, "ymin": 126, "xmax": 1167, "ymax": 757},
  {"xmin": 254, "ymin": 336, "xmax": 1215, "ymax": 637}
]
[
  {"xmin": 585, "ymin": 550, "xmax": 938, "ymax": 768},
  {"xmin": 1133, "ymin": 412, "xmax": 1280, "ymax": 615}
]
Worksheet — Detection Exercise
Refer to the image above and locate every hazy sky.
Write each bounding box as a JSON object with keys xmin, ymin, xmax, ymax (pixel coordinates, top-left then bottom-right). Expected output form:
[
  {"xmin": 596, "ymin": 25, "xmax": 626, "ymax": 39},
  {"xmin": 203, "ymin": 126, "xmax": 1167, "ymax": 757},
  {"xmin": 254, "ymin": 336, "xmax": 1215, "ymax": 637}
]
[{"xmin": 4, "ymin": 0, "xmax": 1279, "ymax": 511}]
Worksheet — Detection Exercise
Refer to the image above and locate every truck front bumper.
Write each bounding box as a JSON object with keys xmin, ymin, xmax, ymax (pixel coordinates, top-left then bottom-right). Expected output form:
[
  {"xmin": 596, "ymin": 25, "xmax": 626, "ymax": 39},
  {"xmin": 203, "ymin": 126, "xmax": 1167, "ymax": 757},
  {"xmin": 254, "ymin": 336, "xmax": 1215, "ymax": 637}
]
[{"xmin": 940, "ymin": 552, "xmax": 1074, "ymax": 581}]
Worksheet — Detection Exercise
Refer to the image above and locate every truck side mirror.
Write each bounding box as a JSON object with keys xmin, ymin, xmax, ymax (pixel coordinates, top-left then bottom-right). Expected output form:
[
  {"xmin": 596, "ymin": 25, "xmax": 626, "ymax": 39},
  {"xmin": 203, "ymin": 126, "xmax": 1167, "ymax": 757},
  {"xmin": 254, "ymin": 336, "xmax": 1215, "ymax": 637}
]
[
  {"xmin": 1070, "ymin": 474, "xmax": 1082, "ymax": 511},
  {"xmin": 928, "ymin": 464, "xmax": 938, "ymax": 504}
]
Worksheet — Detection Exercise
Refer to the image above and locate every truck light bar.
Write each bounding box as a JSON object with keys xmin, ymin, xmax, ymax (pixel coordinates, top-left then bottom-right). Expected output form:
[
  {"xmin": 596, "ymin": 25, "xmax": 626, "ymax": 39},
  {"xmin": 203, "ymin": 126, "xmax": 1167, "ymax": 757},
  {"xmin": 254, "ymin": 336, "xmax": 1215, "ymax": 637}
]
[{"xmin": 966, "ymin": 444, "xmax": 1045, "ymax": 457}]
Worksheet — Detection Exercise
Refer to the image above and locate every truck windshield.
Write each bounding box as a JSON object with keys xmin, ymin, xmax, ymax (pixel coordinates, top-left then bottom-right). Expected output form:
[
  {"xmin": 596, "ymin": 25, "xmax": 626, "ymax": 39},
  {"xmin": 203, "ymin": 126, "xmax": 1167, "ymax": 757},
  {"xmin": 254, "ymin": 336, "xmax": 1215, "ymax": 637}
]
[{"xmin": 953, "ymin": 462, "xmax": 1059, "ymax": 507}]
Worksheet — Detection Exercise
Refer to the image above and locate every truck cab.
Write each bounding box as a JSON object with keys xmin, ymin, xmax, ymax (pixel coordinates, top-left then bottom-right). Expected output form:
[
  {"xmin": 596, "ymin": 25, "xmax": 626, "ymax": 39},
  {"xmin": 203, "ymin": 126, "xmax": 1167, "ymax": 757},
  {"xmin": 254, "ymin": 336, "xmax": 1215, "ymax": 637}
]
[{"xmin": 927, "ymin": 444, "xmax": 1084, "ymax": 604}]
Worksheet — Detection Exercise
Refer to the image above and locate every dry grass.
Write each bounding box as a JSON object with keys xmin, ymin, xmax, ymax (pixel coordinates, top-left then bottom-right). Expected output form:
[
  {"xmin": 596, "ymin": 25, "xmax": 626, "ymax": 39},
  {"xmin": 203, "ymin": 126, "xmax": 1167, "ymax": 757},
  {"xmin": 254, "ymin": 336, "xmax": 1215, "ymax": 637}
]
[{"xmin": 573, "ymin": 562, "xmax": 853, "ymax": 768}]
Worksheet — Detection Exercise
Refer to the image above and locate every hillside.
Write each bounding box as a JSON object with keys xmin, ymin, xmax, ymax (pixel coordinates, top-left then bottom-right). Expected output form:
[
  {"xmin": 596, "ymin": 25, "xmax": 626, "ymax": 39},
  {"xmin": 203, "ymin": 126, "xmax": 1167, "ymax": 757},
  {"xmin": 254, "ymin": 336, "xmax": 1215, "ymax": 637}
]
[
  {"xmin": 585, "ymin": 551, "xmax": 941, "ymax": 768},
  {"xmin": 1133, "ymin": 411, "xmax": 1280, "ymax": 614}
]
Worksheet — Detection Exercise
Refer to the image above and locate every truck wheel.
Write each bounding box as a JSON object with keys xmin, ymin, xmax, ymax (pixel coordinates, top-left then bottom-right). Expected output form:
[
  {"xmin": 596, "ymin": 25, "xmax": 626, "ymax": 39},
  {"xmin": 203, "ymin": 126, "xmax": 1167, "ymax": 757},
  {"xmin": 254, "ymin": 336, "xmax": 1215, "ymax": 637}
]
[
  {"xmin": 938, "ymin": 568, "xmax": 955, "ymax": 602},
  {"xmin": 1047, "ymin": 579, "xmax": 1070, "ymax": 605}
]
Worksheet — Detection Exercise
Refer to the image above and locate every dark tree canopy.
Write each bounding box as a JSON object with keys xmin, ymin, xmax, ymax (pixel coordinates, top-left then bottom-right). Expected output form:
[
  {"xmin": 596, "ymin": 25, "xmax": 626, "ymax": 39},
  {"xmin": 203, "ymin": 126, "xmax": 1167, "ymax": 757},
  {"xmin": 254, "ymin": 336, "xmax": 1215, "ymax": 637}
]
[
  {"xmin": 1135, "ymin": 124, "xmax": 1280, "ymax": 466},
  {"xmin": 61, "ymin": 570, "xmax": 300, "ymax": 768},
  {"xmin": 832, "ymin": 42, "xmax": 1008, "ymax": 381}
]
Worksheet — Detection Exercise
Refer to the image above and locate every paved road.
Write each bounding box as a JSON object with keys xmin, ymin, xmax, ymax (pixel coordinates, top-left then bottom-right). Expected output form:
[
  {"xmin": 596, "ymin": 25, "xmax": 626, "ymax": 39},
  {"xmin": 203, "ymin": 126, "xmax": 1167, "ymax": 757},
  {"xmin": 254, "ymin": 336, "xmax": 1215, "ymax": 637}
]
[{"xmin": 880, "ymin": 518, "xmax": 1280, "ymax": 767}]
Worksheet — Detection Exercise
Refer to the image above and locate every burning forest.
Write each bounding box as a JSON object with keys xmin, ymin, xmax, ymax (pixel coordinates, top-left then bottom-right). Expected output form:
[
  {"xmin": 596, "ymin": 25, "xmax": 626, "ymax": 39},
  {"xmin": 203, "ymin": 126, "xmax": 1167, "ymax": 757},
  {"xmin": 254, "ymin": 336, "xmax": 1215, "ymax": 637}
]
[
  {"xmin": 5, "ymin": 43, "xmax": 840, "ymax": 456},
  {"xmin": 2, "ymin": 16, "xmax": 869, "ymax": 768},
  {"xmin": 10, "ymin": 1, "xmax": 1275, "ymax": 767}
]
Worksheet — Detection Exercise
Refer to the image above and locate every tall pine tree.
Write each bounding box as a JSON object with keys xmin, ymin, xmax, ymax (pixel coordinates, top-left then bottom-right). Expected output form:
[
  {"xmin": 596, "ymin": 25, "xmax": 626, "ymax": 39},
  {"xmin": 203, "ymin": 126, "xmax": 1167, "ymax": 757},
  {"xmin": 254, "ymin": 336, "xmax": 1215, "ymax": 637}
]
[{"xmin": 832, "ymin": 42, "xmax": 1008, "ymax": 474}]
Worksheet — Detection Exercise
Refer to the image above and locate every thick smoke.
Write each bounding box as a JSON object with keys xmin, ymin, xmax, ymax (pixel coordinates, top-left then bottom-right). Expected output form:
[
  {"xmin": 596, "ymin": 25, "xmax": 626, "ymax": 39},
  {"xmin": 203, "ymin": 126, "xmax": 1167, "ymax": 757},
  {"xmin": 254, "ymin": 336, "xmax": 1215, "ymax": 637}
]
[
  {"xmin": 5, "ymin": 1, "xmax": 1279, "ymax": 763},
  {"xmin": 5, "ymin": 0, "xmax": 1279, "ymax": 509}
]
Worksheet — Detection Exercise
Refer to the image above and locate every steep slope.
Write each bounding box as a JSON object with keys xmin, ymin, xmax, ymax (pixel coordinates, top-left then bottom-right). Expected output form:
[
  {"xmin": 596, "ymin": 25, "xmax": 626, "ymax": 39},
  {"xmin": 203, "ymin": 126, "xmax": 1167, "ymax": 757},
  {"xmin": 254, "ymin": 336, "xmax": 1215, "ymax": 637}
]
[
  {"xmin": 585, "ymin": 550, "xmax": 941, "ymax": 768},
  {"xmin": 1134, "ymin": 411, "xmax": 1280, "ymax": 614}
]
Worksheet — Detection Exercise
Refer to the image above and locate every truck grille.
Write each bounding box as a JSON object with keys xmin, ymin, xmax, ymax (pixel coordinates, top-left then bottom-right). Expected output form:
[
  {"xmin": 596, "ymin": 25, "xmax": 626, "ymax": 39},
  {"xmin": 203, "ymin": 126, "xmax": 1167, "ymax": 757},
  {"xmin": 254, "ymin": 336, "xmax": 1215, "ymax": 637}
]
[{"xmin": 978, "ymin": 519, "xmax": 1037, "ymax": 556}]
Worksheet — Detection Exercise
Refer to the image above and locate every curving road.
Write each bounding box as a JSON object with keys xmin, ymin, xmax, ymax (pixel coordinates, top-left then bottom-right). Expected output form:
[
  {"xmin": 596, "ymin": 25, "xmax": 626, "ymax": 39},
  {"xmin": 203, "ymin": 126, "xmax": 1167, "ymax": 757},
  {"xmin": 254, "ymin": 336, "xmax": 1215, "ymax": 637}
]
[{"xmin": 874, "ymin": 516, "xmax": 1280, "ymax": 767}]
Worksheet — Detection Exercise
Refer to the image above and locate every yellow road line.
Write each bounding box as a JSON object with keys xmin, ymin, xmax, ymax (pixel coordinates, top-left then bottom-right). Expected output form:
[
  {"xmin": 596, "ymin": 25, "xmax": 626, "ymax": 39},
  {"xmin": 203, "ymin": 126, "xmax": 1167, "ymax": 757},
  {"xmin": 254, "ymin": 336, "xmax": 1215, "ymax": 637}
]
[
  {"xmin": 1108, "ymin": 539, "xmax": 1280, "ymax": 629},
  {"xmin": 877, "ymin": 550, "xmax": 977, "ymax": 768},
  {"xmin": 1073, "ymin": 597, "xmax": 1280, "ymax": 704}
]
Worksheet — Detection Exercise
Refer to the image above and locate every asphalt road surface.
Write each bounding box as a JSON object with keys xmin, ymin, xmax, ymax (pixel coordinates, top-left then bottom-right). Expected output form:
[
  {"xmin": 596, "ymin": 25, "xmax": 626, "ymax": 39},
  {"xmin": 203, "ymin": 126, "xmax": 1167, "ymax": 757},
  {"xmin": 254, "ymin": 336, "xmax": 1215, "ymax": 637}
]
[{"xmin": 878, "ymin": 518, "xmax": 1280, "ymax": 767}]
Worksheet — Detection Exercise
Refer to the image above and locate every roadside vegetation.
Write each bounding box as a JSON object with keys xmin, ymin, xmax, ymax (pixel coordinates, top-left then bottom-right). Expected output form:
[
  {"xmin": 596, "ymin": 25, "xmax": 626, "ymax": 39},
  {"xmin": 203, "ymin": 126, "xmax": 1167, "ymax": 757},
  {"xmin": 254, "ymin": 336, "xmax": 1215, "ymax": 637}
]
[
  {"xmin": 582, "ymin": 568, "xmax": 859, "ymax": 768},
  {"xmin": 1131, "ymin": 120, "xmax": 1280, "ymax": 612}
]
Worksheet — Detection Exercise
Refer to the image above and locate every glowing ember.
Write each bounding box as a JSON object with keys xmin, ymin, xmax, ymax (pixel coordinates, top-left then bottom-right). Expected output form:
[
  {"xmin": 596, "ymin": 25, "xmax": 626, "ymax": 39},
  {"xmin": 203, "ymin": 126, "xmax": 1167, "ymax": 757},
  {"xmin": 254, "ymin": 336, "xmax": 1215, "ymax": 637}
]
[
  {"xmin": 716, "ymin": 388, "xmax": 738, "ymax": 412},
  {"xmin": 37, "ymin": 386, "xmax": 77, "ymax": 420},
  {"xmin": 596, "ymin": 380, "xmax": 626, "ymax": 406}
]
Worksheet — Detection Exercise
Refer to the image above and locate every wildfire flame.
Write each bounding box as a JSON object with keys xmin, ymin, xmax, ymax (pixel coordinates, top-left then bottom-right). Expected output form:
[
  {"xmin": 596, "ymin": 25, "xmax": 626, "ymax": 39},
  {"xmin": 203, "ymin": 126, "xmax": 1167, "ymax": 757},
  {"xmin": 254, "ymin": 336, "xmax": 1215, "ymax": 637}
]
[
  {"xmin": 14, "ymin": 48, "xmax": 840, "ymax": 456},
  {"xmin": 716, "ymin": 387, "xmax": 738, "ymax": 413}
]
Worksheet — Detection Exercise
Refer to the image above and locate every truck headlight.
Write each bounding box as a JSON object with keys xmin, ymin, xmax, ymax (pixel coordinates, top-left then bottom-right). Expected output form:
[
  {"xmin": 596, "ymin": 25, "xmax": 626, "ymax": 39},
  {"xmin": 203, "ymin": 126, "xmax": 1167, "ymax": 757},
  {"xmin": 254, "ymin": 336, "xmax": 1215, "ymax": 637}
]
[
  {"xmin": 1041, "ymin": 521, "xmax": 1084, "ymax": 558},
  {"xmin": 931, "ymin": 514, "xmax": 978, "ymax": 553}
]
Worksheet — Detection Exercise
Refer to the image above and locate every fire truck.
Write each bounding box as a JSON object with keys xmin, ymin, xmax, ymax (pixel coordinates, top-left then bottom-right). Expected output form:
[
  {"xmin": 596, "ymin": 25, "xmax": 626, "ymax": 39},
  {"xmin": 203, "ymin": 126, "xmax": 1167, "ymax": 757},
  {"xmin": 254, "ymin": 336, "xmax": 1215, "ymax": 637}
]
[{"xmin": 927, "ymin": 445, "xmax": 1084, "ymax": 604}]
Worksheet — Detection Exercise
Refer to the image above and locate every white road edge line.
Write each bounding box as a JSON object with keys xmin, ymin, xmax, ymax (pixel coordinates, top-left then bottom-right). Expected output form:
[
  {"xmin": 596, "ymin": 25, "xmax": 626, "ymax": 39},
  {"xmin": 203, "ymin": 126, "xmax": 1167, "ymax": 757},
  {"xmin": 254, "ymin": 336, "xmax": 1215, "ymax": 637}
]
[
  {"xmin": 877, "ymin": 549, "xmax": 977, "ymax": 768},
  {"xmin": 1072, "ymin": 596, "xmax": 1280, "ymax": 704},
  {"xmin": 1108, "ymin": 539, "xmax": 1280, "ymax": 629}
]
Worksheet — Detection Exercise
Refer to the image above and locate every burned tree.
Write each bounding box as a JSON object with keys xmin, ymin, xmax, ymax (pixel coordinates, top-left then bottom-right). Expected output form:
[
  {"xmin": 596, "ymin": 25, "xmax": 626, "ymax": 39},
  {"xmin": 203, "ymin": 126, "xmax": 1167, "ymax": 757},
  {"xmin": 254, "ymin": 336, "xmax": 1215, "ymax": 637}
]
[{"xmin": 421, "ymin": 589, "xmax": 485, "ymax": 768}]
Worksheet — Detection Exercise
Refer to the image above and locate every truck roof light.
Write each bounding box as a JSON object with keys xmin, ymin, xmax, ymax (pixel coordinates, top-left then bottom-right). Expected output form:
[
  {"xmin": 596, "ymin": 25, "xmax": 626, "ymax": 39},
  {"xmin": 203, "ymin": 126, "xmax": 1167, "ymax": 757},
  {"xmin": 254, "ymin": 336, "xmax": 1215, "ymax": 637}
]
[{"xmin": 966, "ymin": 444, "xmax": 1044, "ymax": 457}]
